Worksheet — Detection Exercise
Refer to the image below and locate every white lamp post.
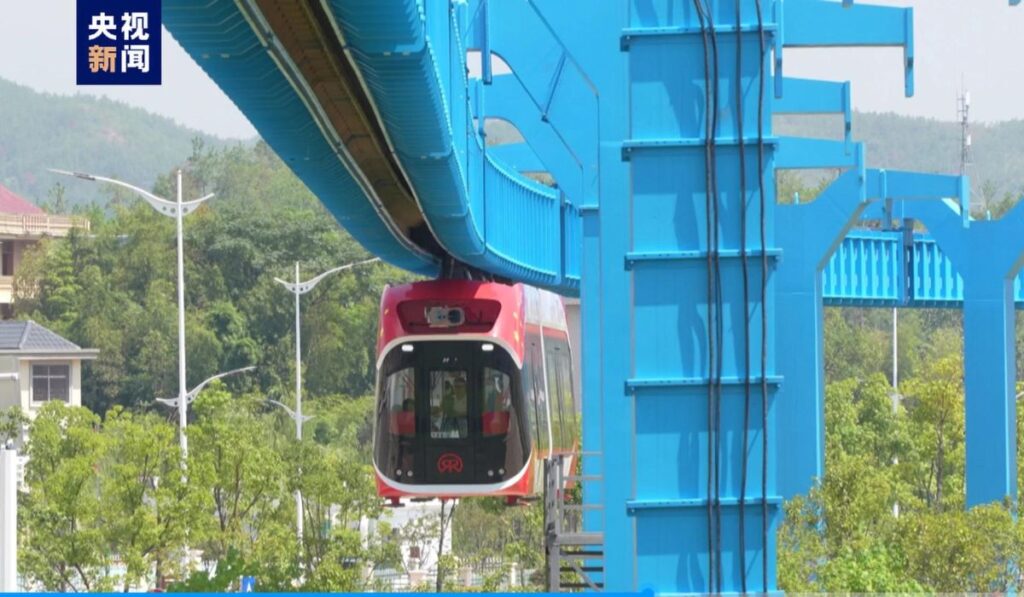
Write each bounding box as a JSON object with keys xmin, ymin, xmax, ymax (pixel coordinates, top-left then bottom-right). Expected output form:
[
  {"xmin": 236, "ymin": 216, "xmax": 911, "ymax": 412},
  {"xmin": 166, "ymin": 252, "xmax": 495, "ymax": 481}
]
[
  {"xmin": 273, "ymin": 257, "xmax": 379, "ymax": 544},
  {"xmin": 266, "ymin": 398, "xmax": 314, "ymax": 544},
  {"xmin": 0, "ymin": 443, "xmax": 16, "ymax": 592},
  {"xmin": 51, "ymin": 168, "xmax": 213, "ymax": 458}
]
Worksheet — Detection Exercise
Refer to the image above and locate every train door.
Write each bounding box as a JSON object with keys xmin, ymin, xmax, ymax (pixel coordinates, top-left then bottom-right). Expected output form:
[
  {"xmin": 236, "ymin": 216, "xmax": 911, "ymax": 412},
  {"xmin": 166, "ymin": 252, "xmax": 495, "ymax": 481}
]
[{"xmin": 419, "ymin": 342, "xmax": 477, "ymax": 485}]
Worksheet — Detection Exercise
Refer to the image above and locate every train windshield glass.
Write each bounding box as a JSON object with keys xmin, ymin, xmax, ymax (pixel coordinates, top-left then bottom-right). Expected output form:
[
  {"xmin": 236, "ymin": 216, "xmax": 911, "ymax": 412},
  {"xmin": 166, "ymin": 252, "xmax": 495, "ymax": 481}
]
[
  {"xmin": 375, "ymin": 340, "xmax": 528, "ymax": 486},
  {"xmin": 430, "ymin": 370, "xmax": 469, "ymax": 439},
  {"xmin": 482, "ymin": 367, "xmax": 512, "ymax": 437},
  {"xmin": 383, "ymin": 367, "xmax": 416, "ymax": 437}
]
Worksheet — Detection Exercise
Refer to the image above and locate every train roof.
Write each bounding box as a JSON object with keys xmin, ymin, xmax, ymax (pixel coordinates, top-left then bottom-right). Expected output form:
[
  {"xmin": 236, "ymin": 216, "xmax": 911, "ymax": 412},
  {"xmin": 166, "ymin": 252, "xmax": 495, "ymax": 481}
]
[{"xmin": 377, "ymin": 280, "xmax": 568, "ymax": 360}]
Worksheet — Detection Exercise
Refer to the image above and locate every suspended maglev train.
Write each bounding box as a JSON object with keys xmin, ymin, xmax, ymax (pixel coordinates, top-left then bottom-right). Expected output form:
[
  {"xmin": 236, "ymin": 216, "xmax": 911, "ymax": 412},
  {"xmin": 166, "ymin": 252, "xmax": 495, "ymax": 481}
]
[{"xmin": 373, "ymin": 280, "xmax": 579, "ymax": 503}]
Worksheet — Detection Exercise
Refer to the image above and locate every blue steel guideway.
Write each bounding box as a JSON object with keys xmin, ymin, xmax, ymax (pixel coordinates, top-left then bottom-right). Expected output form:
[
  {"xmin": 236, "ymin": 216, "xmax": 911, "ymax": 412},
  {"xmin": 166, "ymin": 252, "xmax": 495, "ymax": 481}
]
[
  {"xmin": 163, "ymin": 0, "xmax": 439, "ymax": 277},
  {"xmin": 160, "ymin": 0, "xmax": 1024, "ymax": 593},
  {"xmin": 323, "ymin": 0, "xmax": 583, "ymax": 291},
  {"xmin": 163, "ymin": 0, "xmax": 966, "ymax": 307}
]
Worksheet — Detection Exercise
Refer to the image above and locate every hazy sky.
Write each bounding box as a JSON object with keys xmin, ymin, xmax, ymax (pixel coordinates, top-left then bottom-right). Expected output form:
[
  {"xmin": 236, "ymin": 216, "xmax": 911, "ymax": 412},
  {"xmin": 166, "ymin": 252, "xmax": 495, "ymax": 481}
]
[
  {"xmin": 1, "ymin": 1, "xmax": 1021, "ymax": 139},
  {"xmin": 0, "ymin": 2, "xmax": 256, "ymax": 139}
]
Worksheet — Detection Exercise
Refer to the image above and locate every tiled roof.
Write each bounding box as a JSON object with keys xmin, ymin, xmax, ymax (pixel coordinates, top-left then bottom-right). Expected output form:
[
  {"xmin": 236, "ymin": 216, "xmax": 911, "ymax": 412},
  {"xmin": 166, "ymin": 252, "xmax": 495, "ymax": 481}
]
[
  {"xmin": 0, "ymin": 321, "xmax": 83, "ymax": 352},
  {"xmin": 0, "ymin": 184, "xmax": 44, "ymax": 216}
]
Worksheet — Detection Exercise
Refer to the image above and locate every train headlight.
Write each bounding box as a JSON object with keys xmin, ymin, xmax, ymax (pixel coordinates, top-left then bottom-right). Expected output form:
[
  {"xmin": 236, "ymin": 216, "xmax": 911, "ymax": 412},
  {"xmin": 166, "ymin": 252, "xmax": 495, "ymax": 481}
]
[
  {"xmin": 481, "ymin": 343, "xmax": 494, "ymax": 352},
  {"xmin": 401, "ymin": 344, "xmax": 415, "ymax": 353}
]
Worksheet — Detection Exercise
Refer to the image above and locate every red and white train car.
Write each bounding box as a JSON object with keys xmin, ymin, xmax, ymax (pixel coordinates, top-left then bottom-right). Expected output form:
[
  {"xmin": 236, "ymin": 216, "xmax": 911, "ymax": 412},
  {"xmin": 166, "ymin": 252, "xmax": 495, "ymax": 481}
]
[{"xmin": 373, "ymin": 280, "xmax": 578, "ymax": 501}]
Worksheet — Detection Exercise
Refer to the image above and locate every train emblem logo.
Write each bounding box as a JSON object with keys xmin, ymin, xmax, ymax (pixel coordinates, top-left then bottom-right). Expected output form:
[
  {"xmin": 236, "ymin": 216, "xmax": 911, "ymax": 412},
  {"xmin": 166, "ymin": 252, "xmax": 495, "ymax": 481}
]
[{"xmin": 437, "ymin": 452, "xmax": 463, "ymax": 474}]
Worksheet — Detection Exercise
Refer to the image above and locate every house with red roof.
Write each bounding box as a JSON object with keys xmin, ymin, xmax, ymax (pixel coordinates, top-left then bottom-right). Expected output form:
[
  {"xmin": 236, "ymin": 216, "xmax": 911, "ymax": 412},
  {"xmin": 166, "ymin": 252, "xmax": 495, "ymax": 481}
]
[{"xmin": 0, "ymin": 184, "xmax": 89, "ymax": 317}]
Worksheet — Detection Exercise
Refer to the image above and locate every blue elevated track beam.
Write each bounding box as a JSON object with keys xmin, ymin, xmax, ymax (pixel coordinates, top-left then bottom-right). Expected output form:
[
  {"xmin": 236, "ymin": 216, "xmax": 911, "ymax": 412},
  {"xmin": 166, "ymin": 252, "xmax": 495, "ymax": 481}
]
[
  {"xmin": 165, "ymin": 0, "xmax": 581, "ymax": 293},
  {"xmin": 164, "ymin": 0, "xmax": 962, "ymax": 308}
]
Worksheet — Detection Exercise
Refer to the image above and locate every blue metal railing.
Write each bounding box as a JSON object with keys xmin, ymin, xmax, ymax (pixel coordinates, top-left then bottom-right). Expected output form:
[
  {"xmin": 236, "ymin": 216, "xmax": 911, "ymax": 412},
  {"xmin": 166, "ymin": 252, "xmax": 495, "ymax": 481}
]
[{"xmin": 822, "ymin": 230, "xmax": 1024, "ymax": 307}]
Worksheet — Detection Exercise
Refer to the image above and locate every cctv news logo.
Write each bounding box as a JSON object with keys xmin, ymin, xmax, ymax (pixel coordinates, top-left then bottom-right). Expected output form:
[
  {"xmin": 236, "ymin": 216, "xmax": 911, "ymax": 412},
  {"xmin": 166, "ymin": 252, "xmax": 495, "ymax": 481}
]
[{"xmin": 77, "ymin": 0, "xmax": 162, "ymax": 85}]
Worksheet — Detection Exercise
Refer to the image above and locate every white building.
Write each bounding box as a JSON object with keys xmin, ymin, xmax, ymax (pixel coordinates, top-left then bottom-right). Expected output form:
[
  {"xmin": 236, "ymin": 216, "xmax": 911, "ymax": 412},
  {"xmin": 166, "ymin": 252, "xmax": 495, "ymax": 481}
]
[
  {"xmin": 0, "ymin": 320, "xmax": 98, "ymax": 442},
  {"xmin": 0, "ymin": 185, "xmax": 90, "ymax": 319}
]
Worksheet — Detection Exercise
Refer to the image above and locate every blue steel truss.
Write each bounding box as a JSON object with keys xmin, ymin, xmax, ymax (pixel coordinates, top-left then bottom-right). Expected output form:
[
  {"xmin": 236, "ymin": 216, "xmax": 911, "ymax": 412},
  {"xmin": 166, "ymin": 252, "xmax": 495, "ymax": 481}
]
[{"xmin": 162, "ymin": 0, "xmax": 1024, "ymax": 593}]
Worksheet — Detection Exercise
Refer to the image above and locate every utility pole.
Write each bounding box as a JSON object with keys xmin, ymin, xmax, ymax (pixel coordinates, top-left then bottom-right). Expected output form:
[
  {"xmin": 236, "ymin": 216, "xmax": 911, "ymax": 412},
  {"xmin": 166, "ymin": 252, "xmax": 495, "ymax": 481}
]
[
  {"xmin": 174, "ymin": 170, "xmax": 189, "ymax": 457},
  {"xmin": 51, "ymin": 168, "xmax": 220, "ymax": 459},
  {"xmin": 892, "ymin": 308, "xmax": 900, "ymax": 518},
  {"xmin": 1, "ymin": 446, "xmax": 17, "ymax": 591}
]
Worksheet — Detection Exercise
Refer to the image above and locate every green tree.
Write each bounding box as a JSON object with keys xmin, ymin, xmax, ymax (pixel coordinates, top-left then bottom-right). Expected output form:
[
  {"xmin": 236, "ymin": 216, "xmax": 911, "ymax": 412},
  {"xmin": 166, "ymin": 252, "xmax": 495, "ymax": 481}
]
[
  {"xmin": 900, "ymin": 355, "xmax": 965, "ymax": 510},
  {"xmin": 185, "ymin": 387, "xmax": 292, "ymax": 564},
  {"xmin": 0, "ymin": 406, "xmax": 27, "ymax": 446},
  {"xmin": 99, "ymin": 408, "xmax": 195, "ymax": 590},
  {"xmin": 19, "ymin": 403, "xmax": 112, "ymax": 591}
]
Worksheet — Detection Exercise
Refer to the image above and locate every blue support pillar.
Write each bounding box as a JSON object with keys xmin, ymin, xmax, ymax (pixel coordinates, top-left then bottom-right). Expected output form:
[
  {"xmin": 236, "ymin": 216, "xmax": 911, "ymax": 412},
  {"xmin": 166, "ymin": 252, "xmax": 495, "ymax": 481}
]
[
  {"xmin": 776, "ymin": 165, "xmax": 968, "ymax": 499},
  {"xmin": 776, "ymin": 168, "xmax": 867, "ymax": 498},
  {"xmin": 894, "ymin": 198, "xmax": 1024, "ymax": 506},
  {"xmin": 963, "ymin": 280, "xmax": 1017, "ymax": 506},
  {"xmin": 621, "ymin": 3, "xmax": 780, "ymax": 592}
]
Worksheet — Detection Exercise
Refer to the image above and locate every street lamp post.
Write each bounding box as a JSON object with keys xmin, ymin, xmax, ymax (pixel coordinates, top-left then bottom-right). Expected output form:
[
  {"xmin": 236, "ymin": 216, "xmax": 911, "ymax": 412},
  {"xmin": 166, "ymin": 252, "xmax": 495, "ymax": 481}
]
[
  {"xmin": 266, "ymin": 399, "xmax": 313, "ymax": 544},
  {"xmin": 51, "ymin": 168, "xmax": 213, "ymax": 458},
  {"xmin": 1, "ymin": 444, "xmax": 16, "ymax": 592},
  {"xmin": 273, "ymin": 257, "xmax": 379, "ymax": 544}
]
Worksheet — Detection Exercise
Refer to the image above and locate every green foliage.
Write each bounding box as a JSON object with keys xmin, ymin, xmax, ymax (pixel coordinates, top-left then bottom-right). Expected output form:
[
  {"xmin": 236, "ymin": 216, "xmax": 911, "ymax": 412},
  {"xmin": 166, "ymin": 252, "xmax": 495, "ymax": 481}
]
[
  {"xmin": 167, "ymin": 548, "xmax": 253, "ymax": 593},
  {"xmin": 19, "ymin": 403, "xmax": 112, "ymax": 592},
  {"xmin": 13, "ymin": 141, "xmax": 417, "ymax": 413},
  {"xmin": 781, "ymin": 283, "xmax": 1023, "ymax": 592},
  {"xmin": 453, "ymin": 499, "xmax": 544, "ymax": 574},
  {"xmin": 0, "ymin": 406, "xmax": 27, "ymax": 446},
  {"xmin": 18, "ymin": 392, "xmax": 397, "ymax": 591}
]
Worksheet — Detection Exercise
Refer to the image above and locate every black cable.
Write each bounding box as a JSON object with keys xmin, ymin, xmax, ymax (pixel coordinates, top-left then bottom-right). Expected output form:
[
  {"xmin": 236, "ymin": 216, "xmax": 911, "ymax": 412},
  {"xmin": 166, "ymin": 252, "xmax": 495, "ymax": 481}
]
[
  {"xmin": 691, "ymin": 0, "xmax": 716, "ymax": 591},
  {"xmin": 736, "ymin": 0, "xmax": 751, "ymax": 592},
  {"xmin": 755, "ymin": 0, "xmax": 769, "ymax": 591},
  {"xmin": 706, "ymin": 6, "xmax": 726, "ymax": 592}
]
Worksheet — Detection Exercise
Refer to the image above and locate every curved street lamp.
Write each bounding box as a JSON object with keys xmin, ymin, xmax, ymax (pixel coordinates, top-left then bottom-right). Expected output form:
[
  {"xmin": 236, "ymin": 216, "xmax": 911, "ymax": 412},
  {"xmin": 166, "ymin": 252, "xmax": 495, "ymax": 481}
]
[
  {"xmin": 51, "ymin": 168, "xmax": 214, "ymax": 459},
  {"xmin": 155, "ymin": 366, "xmax": 257, "ymax": 408},
  {"xmin": 272, "ymin": 257, "xmax": 379, "ymax": 442},
  {"xmin": 273, "ymin": 257, "xmax": 379, "ymax": 544}
]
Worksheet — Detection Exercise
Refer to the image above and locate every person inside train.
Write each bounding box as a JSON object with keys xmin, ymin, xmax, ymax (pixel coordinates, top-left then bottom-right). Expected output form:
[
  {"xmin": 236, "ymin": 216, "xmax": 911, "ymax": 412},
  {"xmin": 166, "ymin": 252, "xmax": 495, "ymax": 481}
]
[
  {"xmin": 432, "ymin": 378, "xmax": 468, "ymax": 439},
  {"xmin": 482, "ymin": 371, "xmax": 511, "ymax": 436}
]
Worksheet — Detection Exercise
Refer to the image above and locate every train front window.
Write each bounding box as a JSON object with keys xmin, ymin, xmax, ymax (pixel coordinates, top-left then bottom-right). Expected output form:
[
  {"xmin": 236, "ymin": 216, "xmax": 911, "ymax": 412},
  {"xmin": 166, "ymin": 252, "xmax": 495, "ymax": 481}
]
[
  {"xmin": 385, "ymin": 367, "xmax": 416, "ymax": 437},
  {"xmin": 482, "ymin": 367, "xmax": 511, "ymax": 437},
  {"xmin": 430, "ymin": 370, "xmax": 469, "ymax": 439}
]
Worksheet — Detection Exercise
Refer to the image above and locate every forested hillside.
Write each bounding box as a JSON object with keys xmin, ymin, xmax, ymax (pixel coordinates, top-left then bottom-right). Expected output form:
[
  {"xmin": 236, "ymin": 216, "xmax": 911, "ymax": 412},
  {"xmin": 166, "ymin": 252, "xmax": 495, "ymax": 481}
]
[
  {"xmin": 777, "ymin": 111, "xmax": 1024, "ymax": 207},
  {"xmin": 0, "ymin": 77, "xmax": 240, "ymax": 207},
  {"xmin": 14, "ymin": 141, "xmax": 416, "ymax": 414}
]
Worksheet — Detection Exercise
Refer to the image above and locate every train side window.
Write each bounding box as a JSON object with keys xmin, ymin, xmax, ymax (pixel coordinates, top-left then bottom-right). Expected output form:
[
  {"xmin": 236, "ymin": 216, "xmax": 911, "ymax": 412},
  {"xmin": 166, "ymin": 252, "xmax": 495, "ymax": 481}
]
[
  {"xmin": 430, "ymin": 370, "xmax": 469, "ymax": 439},
  {"xmin": 529, "ymin": 343, "xmax": 549, "ymax": 451},
  {"xmin": 385, "ymin": 367, "xmax": 416, "ymax": 437},
  {"xmin": 546, "ymin": 350, "xmax": 566, "ymax": 447},
  {"xmin": 559, "ymin": 353, "xmax": 577, "ymax": 442}
]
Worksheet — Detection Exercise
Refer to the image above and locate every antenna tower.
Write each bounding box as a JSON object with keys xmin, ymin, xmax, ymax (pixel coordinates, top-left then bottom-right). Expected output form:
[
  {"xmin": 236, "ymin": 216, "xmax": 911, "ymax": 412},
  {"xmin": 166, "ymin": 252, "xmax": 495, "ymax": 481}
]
[{"xmin": 958, "ymin": 87, "xmax": 972, "ymax": 177}]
